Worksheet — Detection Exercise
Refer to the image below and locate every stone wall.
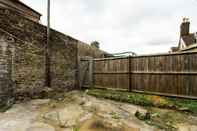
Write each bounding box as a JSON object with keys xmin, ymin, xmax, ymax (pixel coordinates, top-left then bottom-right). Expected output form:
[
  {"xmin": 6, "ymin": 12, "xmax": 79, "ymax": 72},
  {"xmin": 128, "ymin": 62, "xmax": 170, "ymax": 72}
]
[
  {"xmin": 50, "ymin": 31, "xmax": 77, "ymax": 90},
  {"xmin": 0, "ymin": 8, "xmax": 106, "ymax": 102},
  {"xmin": 0, "ymin": 8, "xmax": 78, "ymax": 98},
  {"xmin": 0, "ymin": 31, "xmax": 14, "ymax": 106}
]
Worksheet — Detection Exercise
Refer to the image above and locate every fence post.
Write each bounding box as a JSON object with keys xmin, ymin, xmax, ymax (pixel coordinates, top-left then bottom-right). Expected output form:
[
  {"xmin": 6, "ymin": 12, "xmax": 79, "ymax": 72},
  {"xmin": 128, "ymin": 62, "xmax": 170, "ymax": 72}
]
[
  {"xmin": 89, "ymin": 57, "xmax": 94, "ymax": 88},
  {"xmin": 129, "ymin": 55, "xmax": 132, "ymax": 92}
]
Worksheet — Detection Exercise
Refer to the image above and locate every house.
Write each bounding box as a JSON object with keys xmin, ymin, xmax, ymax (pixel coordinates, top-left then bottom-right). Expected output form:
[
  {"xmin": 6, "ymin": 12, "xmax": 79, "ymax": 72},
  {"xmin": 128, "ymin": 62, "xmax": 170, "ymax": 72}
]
[
  {"xmin": 171, "ymin": 18, "xmax": 197, "ymax": 52},
  {"xmin": 0, "ymin": 0, "xmax": 41, "ymax": 22}
]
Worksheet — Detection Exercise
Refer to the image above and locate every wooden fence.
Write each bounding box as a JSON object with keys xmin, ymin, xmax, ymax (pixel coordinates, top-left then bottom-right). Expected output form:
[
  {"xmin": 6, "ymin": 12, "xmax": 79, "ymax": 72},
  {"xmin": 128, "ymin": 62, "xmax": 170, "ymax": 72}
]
[{"xmin": 80, "ymin": 51, "xmax": 197, "ymax": 99}]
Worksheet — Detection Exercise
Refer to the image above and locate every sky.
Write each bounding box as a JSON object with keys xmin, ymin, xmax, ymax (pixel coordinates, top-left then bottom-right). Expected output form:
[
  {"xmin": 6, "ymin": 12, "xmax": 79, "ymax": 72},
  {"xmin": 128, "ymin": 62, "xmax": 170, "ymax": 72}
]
[{"xmin": 21, "ymin": 0, "xmax": 197, "ymax": 54}]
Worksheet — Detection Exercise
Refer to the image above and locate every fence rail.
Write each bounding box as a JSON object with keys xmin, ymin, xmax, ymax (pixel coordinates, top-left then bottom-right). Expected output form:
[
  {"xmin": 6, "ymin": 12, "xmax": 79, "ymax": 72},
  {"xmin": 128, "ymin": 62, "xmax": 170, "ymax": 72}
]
[{"xmin": 80, "ymin": 51, "xmax": 197, "ymax": 99}]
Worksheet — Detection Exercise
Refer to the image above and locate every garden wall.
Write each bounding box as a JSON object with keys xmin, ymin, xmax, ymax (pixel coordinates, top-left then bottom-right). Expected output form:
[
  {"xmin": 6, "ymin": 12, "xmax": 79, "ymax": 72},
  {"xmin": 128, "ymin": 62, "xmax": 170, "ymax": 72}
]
[{"xmin": 0, "ymin": 8, "xmax": 105, "ymax": 102}]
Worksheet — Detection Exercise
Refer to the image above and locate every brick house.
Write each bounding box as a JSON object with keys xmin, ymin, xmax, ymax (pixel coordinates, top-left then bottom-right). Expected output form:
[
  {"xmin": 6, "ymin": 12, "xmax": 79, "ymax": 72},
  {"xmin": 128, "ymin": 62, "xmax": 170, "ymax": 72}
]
[{"xmin": 0, "ymin": 0, "xmax": 41, "ymax": 22}]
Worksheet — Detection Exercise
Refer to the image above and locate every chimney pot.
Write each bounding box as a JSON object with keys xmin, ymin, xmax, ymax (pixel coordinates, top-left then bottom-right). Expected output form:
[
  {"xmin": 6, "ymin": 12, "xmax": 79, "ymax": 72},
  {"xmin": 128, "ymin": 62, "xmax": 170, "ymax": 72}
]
[{"xmin": 180, "ymin": 18, "xmax": 190, "ymax": 36}]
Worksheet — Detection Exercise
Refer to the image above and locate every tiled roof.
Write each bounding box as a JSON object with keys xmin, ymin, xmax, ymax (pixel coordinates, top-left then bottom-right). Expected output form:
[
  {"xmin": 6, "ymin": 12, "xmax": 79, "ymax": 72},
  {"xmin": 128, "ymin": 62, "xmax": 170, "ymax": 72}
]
[{"xmin": 182, "ymin": 33, "xmax": 196, "ymax": 46}]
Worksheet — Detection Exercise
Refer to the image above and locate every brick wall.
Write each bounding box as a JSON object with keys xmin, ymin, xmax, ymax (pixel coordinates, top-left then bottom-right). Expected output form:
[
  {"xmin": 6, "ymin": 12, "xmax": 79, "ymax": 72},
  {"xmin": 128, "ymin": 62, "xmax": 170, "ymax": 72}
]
[
  {"xmin": 0, "ymin": 0, "xmax": 41, "ymax": 22},
  {"xmin": 0, "ymin": 8, "xmax": 105, "ymax": 101},
  {"xmin": 0, "ymin": 33, "xmax": 14, "ymax": 106},
  {"xmin": 0, "ymin": 8, "xmax": 78, "ymax": 98}
]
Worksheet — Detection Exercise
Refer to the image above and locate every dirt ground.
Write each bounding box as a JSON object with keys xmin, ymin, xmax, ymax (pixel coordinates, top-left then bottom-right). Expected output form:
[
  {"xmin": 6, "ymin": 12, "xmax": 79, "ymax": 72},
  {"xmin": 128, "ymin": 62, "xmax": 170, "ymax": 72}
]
[{"xmin": 0, "ymin": 91, "xmax": 197, "ymax": 131}]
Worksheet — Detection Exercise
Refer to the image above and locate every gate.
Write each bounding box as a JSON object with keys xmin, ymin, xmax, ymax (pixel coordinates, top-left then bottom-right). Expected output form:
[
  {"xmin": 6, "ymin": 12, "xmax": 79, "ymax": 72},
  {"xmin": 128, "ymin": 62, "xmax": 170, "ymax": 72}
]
[{"xmin": 78, "ymin": 56, "xmax": 93, "ymax": 89}]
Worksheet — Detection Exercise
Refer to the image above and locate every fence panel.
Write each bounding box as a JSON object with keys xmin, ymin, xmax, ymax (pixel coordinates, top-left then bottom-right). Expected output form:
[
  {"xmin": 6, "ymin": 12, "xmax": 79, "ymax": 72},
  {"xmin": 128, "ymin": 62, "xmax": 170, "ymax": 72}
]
[
  {"xmin": 129, "ymin": 53, "xmax": 197, "ymax": 97},
  {"xmin": 80, "ymin": 52, "xmax": 197, "ymax": 98},
  {"xmin": 94, "ymin": 58, "xmax": 129, "ymax": 89}
]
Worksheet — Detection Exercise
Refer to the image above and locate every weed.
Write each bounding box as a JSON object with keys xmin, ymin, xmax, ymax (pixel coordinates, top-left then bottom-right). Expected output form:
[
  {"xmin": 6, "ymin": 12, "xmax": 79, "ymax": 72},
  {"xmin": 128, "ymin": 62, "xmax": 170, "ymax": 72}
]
[
  {"xmin": 110, "ymin": 112, "xmax": 120, "ymax": 119},
  {"xmin": 87, "ymin": 89, "xmax": 197, "ymax": 114},
  {"xmin": 73, "ymin": 126, "xmax": 80, "ymax": 131}
]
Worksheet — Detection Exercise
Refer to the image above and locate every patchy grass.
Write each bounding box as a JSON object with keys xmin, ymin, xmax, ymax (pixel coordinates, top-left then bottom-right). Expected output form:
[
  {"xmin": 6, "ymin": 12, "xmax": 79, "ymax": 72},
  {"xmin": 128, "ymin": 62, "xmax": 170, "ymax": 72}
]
[
  {"xmin": 0, "ymin": 104, "xmax": 12, "ymax": 112},
  {"xmin": 169, "ymin": 98, "xmax": 197, "ymax": 114},
  {"xmin": 87, "ymin": 88, "xmax": 197, "ymax": 130},
  {"xmin": 144, "ymin": 106, "xmax": 197, "ymax": 131},
  {"xmin": 110, "ymin": 112, "xmax": 121, "ymax": 119},
  {"xmin": 0, "ymin": 98, "xmax": 14, "ymax": 112},
  {"xmin": 86, "ymin": 88, "xmax": 197, "ymax": 114},
  {"xmin": 73, "ymin": 126, "xmax": 80, "ymax": 131},
  {"xmin": 135, "ymin": 109, "xmax": 178, "ymax": 131},
  {"xmin": 146, "ymin": 109, "xmax": 183, "ymax": 131}
]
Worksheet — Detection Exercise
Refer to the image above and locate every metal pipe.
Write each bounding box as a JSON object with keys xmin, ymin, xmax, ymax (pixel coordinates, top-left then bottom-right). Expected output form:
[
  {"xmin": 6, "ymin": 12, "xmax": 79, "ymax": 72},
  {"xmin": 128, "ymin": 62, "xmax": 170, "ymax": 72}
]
[{"xmin": 45, "ymin": 0, "xmax": 51, "ymax": 87}]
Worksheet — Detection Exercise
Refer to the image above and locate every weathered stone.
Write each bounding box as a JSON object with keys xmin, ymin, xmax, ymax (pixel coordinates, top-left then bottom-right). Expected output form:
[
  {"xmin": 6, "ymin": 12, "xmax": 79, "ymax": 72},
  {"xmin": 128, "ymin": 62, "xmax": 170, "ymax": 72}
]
[
  {"xmin": 30, "ymin": 99, "xmax": 50, "ymax": 106},
  {"xmin": 43, "ymin": 111, "xmax": 59, "ymax": 122},
  {"xmin": 43, "ymin": 105, "xmax": 84, "ymax": 128},
  {"xmin": 177, "ymin": 124, "xmax": 197, "ymax": 131},
  {"xmin": 25, "ymin": 123, "xmax": 55, "ymax": 131},
  {"xmin": 0, "ymin": 7, "xmax": 106, "ymax": 103},
  {"xmin": 1, "ymin": 91, "xmax": 197, "ymax": 131}
]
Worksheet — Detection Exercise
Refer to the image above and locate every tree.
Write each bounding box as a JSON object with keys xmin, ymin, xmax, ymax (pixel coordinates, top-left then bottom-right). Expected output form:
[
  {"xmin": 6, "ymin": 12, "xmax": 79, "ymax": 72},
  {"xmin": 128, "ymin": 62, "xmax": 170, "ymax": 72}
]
[{"xmin": 91, "ymin": 41, "xmax": 100, "ymax": 49}]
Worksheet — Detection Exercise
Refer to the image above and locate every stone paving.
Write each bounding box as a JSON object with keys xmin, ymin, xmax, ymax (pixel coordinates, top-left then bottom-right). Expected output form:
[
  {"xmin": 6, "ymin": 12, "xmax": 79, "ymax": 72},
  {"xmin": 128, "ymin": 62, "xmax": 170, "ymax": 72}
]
[{"xmin": 0, "ymin": 91, "xmax": 196, "ymax": 131}]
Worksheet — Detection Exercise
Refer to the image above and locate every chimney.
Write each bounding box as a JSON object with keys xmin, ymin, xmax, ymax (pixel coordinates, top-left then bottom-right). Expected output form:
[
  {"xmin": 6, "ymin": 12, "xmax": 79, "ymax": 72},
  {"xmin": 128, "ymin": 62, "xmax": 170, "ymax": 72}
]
[{"xmin": 180, "ymin": 18, "xmax": 190, "ymax": 36}]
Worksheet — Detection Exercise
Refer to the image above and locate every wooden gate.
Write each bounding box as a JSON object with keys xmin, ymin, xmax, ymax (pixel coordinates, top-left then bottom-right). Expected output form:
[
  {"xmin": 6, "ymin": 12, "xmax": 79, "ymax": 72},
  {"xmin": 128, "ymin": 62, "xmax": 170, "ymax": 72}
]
[{"xmin": 78, "ymin": 56, "xmax": 93, "ymax": 89}]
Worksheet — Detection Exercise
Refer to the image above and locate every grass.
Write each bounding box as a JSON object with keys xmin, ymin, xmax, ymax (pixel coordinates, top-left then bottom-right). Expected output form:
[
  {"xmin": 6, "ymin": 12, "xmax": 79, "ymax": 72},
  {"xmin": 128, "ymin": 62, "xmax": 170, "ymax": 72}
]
[
  {"xmin": 73, "ymin": 127, "xmax": 80, "ymax": 131},
  {"xmin": 86, "ymin": 88, "xmax": 197, "ymax": 130},
  {"xmin": 0, "ymin": 97, "xmax": 14, "ymax": 112},
  {"xmin": 110, "ymin": 112, "xmax": 121, "ymax": 119},
  {"xmin": 0, "ymin": 104, "xmax": 12, "ymax": 112},
  {"xmin": 86, "ymin": 88, "xmax": 197, "ymax": 114},
  {"xmin": 170, "ymin": 98, "xmax": 197, "ymax": 113}
]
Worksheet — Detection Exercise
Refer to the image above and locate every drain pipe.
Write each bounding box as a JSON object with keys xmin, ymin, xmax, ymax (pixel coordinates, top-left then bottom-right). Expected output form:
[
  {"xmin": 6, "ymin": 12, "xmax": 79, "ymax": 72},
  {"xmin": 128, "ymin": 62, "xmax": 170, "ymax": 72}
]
[{"xmin": 45, "ymin": 0, "xmax": 51, "ymax": 87}]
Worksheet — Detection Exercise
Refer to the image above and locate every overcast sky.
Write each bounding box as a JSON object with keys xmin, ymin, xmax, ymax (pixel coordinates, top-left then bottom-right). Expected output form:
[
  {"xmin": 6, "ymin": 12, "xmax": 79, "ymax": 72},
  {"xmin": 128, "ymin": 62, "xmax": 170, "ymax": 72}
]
[{"xmin": 22, "ymin": 0, "xmax": 197, "ymax": 54}]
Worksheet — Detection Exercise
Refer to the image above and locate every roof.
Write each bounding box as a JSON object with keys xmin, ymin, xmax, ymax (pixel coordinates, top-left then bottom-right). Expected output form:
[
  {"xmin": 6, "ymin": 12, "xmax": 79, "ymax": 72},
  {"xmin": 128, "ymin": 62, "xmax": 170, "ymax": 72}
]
[
  {"xmin": 171, "ymin": 47, "xmax": 179, "ymax": 52},
  {"xmin": 11, "ymin": 0, "xmax": 42, "ymax": 16},
  {"xmin": 182, "ymin": 33, "xmax": 196, "ymax": 46},
  {"xmin": 180, "ymin": 43, "xmax": 197, "ymax": 51}
]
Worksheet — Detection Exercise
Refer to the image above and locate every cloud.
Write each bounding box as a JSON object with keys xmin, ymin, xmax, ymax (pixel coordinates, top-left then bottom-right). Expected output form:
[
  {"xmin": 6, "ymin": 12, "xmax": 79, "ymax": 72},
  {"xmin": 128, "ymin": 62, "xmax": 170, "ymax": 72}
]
[{"xmin": 21, "ymin": 0, "xmax": 197, "ymax": 54}]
